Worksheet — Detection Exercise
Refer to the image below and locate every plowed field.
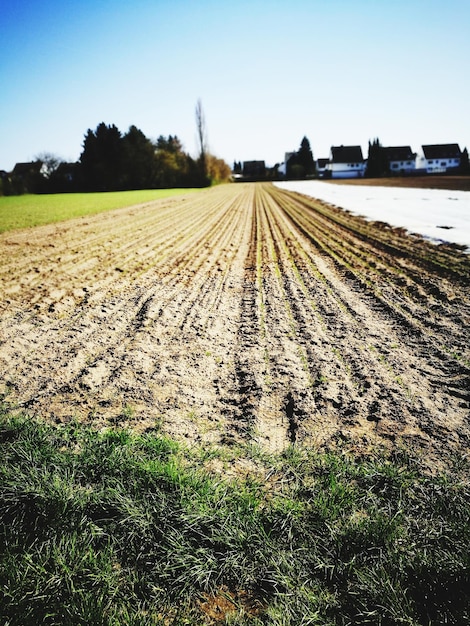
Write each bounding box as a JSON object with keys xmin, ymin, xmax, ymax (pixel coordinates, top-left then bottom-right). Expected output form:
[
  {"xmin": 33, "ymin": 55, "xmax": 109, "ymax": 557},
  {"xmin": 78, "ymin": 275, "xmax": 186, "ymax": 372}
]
[{"xmin": 1, "ymin": 183, "xmax": 469, "ymax": 469}]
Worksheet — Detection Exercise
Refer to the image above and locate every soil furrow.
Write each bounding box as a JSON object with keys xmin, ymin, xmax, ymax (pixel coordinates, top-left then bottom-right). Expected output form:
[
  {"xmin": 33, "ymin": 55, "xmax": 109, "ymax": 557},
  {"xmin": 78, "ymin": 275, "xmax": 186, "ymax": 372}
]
[
  {"xmin": 1, "ymin": 182, "xmax": 469, "ymax": 468},
  {"xmin": 268, "ymin": 186, "xmax": 470, "ymax": 388}
]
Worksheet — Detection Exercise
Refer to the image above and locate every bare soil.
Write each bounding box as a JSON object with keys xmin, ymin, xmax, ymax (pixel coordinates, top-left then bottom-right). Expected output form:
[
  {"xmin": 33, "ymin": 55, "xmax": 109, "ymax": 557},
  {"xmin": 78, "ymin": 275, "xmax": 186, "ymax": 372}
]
[
  {"xmin": 1, "ymin": 183, "xmax": 469, "ymax": 470},
  {"xmin": 327, "ymin": 175, "xmax": 470, "ymax": 191}
]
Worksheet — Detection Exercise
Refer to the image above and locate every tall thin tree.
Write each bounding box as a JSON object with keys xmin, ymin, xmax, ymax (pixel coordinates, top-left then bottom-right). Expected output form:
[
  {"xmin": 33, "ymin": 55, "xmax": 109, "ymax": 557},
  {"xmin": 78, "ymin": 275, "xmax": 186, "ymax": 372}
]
[{"xmin": 195, "ymin": 99, "xmax": 208, "ymax": 184}]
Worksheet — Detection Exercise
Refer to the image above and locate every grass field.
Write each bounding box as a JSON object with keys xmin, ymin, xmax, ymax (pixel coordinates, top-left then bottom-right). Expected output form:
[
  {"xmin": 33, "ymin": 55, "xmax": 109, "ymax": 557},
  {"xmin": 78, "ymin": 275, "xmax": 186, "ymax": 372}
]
[
  {"xmin": 1, "ymin": 408, "xmax": 468, "ymax": 625},
  {"xmin": 0, "ymin": 188, "xmax": 200, "ymax": 233}
]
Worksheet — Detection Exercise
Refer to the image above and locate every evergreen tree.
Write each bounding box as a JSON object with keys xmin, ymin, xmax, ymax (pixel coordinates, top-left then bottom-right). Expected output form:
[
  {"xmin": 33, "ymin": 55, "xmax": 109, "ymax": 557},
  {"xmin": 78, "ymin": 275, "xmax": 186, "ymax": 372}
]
[
  {"xmin": 459, "ymin": 147, "xmax": 470, "ymax": 174},
  {"xmin": 365, "ymin": 138, "xmax": 389, "ymax": 178},
  {"xmin": 122, "ymin": 125, "xmax": 156, "ymax": 189},
  {"xmin": 297, "ymin": 136, "xmax": 316, "ymax": 177},
  {"xmin": 286, "ymin": 136, "xmax": 316, "ymax": 179},
  {"xmin": 79, "ymin": 123, "xmax": 125, "ymax": 191}
]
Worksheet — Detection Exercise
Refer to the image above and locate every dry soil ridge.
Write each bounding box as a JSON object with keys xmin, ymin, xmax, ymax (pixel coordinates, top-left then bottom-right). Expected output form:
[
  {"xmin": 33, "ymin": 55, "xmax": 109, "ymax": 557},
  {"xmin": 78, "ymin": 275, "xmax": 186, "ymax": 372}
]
[{"xmin": 1, "ymin": 183, "xmax": 469, "ymax": 469}]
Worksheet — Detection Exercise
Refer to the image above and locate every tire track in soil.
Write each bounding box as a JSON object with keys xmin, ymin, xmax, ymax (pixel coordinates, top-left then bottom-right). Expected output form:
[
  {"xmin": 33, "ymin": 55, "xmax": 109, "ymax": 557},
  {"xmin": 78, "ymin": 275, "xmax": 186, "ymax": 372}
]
[
  {"xmin": 1, "ymin": 183, "xmax": 469, "ymax": 468},
  {"xmin": 214, "ymin": 185, "xmax": 267, "ymax": 446},
  {"xmin": 253, "ymin": 187, "xmax": 323, "ymax": 449}
]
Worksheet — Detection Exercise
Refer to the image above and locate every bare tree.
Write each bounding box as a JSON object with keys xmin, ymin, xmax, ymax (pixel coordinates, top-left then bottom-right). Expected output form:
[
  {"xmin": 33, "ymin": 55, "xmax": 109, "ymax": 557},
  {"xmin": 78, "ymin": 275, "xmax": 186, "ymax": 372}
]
[
  {"xmin": 195, "ymin": 99, "xmax": 208, "ymax": 181},
  {"xmin": 35, "ymin": 152, "xmax": 64, "ymax": 179}
]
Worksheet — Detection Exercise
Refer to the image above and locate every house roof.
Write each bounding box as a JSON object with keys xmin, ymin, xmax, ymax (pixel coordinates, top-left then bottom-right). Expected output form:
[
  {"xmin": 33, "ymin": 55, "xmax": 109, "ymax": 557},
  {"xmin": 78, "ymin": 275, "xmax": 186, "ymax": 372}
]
[
  {"xmin": 422, "ymin": 144, "xmax": 461, "ymax": 159},
  {"xmin": 12, "ymin": 161, "xmax": 43, "ymax": 175},
  {"xmin": 384, "ymin": 146, "xmax": 415, "ymax": 162},
  {"xmin": 317, "ymin": 158, "xmax": 329, "ymax": 168},
  {"xmin": 330, "ymin": 145, "xmax": 364, "ymax": 163},
  {"xmin": 56, "ymin": 162, "xmax": 78, "ymax": 174}
]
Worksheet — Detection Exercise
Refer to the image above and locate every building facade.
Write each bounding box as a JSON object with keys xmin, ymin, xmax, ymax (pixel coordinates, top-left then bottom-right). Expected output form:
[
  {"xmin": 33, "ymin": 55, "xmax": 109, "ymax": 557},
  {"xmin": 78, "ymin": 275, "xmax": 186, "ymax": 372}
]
[
  {"xmin": 422, "ymin": 144, "xmax": 461, "ymax": 174},
  {"xmin": 325, "ymin": 146, "xmax": 365, "ymax": 179}
]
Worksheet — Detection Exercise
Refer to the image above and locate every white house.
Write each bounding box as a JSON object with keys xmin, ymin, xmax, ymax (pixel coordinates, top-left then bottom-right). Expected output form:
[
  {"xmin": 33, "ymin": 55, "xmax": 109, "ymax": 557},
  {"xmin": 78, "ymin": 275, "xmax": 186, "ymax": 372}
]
[
  {"xmin": 325, "ymin": 145, "xmax": 365, "ymax": 179},
  {"xmin": 422, "ymin": 144, "xmax": 461, "ymax": 174},
  {"xmin": 384, "ymin": 146, "xmax": 416, "ymax": 175}
]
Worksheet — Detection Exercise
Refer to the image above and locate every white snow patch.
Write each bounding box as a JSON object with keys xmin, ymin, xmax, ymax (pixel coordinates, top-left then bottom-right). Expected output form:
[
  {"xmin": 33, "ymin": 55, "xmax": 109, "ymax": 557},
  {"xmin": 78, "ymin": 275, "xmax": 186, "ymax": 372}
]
[{"xmin": 275, "ymin": 180, "xmax": 470, "ymax": 251}]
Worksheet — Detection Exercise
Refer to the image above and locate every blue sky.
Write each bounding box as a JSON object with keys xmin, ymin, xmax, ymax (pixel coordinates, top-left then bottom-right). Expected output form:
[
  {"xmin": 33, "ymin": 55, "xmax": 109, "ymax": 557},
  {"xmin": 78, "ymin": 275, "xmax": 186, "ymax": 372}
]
[{"xmin": 1, "ymin": 0, "xmax": 469, "ymax": 171}]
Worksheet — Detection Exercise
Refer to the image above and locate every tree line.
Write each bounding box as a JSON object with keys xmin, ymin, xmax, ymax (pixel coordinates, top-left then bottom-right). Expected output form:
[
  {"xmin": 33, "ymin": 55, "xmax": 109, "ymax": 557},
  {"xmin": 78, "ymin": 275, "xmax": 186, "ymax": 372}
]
[{"xmin": 1, "ymin": 119, "xmax": 231, "ymax": 195}]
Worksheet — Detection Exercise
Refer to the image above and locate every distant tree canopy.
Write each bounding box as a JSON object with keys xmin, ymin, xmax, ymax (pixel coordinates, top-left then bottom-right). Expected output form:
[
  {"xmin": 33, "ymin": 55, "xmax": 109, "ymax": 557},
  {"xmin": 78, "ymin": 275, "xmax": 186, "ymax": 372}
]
[
  {"xmin": 207, "ymin": 154, "xmax": 232, "ymax": 183},
  {"xmin": 2, "ymin": 122, "xmax": 231, "ymax": 195},
  {"xmin": 78, "ymin": 123, "xmax": 228, "ymax": 192},
  {"xmin": 80, "ymin": 123, "xmax": 124, "ymax": 191},
  {"xmin": 286, "ymin": 136, "xmax": 316, "ymax": 179},
  {"xmin": 365, "ymin": 138, "xmax": 390, "ymax": 178},
  {"xmin": 122, "ymin": 125, "xmax": 157, "ymax": 190}
]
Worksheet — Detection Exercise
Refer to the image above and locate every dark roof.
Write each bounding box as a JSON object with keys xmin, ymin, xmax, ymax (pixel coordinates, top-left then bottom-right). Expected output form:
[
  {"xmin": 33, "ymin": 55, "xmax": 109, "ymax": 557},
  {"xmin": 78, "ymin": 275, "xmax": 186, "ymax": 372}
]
[
  {"xmin": 12, "ymin": 161, "xmax": 43, "ymax": 175},
  {"xmin": 56, "ymin": 162, "xmax": 78, "ymax": 174},
  {"xmin": 384, "ymin": 146, "xmax": 415, "ymax": 161},
  {"xmin": 422, "ymin": 144, "xmax": 461, "ymax": 159},
  {"xmin": 317, "ymin": 158, "xmax": 329, "ymax": 167},
  {"xmin": 330, "ymin": 145, "xmax": 364, "ymax": 163}
]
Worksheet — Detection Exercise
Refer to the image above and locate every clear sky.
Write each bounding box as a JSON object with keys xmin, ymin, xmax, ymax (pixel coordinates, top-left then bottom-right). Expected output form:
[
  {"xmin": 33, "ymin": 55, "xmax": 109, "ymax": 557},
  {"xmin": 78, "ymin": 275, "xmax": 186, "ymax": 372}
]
[{"xmin": 1, "ymin": 0, "xmax": 469, "ymax": 171}]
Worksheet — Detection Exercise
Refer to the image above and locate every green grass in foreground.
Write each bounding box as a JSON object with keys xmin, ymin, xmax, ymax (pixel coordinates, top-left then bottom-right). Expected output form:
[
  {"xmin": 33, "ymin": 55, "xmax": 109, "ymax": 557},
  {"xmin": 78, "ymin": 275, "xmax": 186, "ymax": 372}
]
[
  {"xmin": 0, "ymin": 189, "xmax": 200, "ymax": 233},
  {"xmin": 0, "ymin": 406, "xmax": 469, "ymax": 625}
]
